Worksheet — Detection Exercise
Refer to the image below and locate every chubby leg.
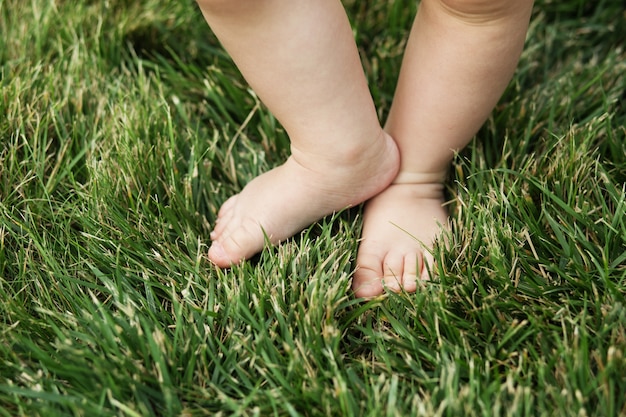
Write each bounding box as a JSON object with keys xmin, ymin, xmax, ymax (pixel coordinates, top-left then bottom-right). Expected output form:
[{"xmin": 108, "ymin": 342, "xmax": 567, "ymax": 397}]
[
  {"xmin": 353, "ymin": 0, "xmax": 534, "ymax": 297},
  {"xmin": 196, "ymin": 0, "xmax": 399, "ymax": 267}
]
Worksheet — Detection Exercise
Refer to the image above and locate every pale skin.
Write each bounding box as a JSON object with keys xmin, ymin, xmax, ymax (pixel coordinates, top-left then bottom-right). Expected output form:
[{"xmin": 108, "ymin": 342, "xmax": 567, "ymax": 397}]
[{"xmin": 195, "ymin": 0, "xmax": 534, "ymax": 297}]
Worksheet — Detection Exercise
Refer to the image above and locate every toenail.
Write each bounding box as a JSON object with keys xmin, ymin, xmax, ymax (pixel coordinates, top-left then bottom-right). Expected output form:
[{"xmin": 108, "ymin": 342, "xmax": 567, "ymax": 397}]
[{"xmin": 209, "ymin": 242, "xmax": 227, "ymax": 259}]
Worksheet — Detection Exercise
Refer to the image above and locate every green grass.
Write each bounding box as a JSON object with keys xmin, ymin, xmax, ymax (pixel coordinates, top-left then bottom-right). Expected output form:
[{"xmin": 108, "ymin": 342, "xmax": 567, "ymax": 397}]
[{"xmin": 1, "ymin": 0, "xmax": 625, "ymax": 415}]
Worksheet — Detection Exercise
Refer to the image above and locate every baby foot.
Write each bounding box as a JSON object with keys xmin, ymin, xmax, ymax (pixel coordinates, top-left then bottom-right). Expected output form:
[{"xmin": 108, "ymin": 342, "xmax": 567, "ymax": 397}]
[
  {"xmin": 208, "ymin": 132, "xmax": 399, "ymax": 267},
  {"xmin": 352, "ymin": 172, "xmax": 448, "ymax": 298}
]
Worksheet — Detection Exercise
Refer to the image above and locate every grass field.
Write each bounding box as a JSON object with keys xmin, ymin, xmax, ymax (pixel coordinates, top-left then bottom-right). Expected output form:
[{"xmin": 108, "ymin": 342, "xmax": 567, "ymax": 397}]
[{"xmin": 1, "ymin": 0, "xmax": 625, "ymax": 415}]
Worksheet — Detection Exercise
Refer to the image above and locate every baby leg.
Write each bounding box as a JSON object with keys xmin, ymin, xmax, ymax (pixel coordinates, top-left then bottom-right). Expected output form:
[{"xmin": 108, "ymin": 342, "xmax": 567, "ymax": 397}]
[
  {"xmin": 196, "ymin": 0, "xmax": 399, "ymax": 267},
  {"xmin": 353, "ymin": 0, "xmax": 534, "ymax": 297}
]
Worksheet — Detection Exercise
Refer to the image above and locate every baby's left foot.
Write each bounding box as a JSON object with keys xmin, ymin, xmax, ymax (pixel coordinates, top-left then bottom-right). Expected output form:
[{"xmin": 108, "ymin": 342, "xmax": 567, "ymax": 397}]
[{"xmin": 353, "ymin": 174, "xmax": 448, "ymax": 298}]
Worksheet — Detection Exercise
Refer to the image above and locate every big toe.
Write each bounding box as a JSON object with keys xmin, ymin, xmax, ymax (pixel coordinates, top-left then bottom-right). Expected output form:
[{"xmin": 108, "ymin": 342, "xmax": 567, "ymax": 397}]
[
  {"xmin": 208, "ymin": 241, "xmax": 233, "ymax": 268},
  {"xmin": 209, "ymin": 219, "xmax": 266, "ymax": 268},
  {"xmin": 352, "ymin": 267, "xmax": 385, "ymax": 299},
  {"xmin": 352, "ymin": 248, "xmax": 390, "ymax": 298}
]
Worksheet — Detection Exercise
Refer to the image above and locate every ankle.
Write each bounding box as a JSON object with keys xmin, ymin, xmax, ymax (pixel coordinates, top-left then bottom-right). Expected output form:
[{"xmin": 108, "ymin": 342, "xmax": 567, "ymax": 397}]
[
  {"xmin": 292, "ymin": 129, "xmax": 399, "ymax": 174},
  {"xmin": 340, "ymin": 130, "xmax": 394, "ymax": 165}
]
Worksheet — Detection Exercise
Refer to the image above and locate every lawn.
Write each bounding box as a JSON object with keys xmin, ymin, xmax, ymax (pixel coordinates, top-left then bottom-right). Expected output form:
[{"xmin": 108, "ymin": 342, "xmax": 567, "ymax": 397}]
[{"xmin": 1, "ymin": 0, "xmax": 625, "ymax": 416}]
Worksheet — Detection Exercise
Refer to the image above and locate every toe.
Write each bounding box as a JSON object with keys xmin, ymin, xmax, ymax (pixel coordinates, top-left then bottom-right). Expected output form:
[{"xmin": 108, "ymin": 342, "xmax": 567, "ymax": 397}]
[
  {"xmin": 209, "ymin": 233, "xmax": 248, "ymax": 268},
  {"xmin": 420, "ymin": 250, "xmax": 435, "ymax": 281},
  {"xmin": 209, "ymin": 218, "xmax": 266, "ymax": 268},
  {"xmin": 210, "ymin": 196, "xmax": 238, "ymax": 240},
  {"xmin": 217, "ymin": 195, "xmax": 237, "ymax": 217},
  {"xmin": 381, "ymin": 251, "xmax": 405, "ymax": 293},
  {"xmin": 210, "ymin": 210, "xmax": 233, "ymax": 239},
  {"xmin": 208, "ymin": 241, "xmax": 234, "ymax": 268},
  {"xmin": 353, "ymin": 251, "xmax": 386, "ymax": 298},
  {"xmin": 352, "ymin": 271, "xmax": 384, "ymax": 299},
  {"xmin": 399, "ymin": 252, "xmax": 420, "ymax": 293},
  {"xmin": 354, "ymin": 247, "xmax": 427, "ymax": 297}
]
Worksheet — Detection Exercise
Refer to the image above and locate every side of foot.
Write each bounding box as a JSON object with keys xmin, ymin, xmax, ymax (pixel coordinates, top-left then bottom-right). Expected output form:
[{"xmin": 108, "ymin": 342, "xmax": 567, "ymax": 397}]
[
  {"xmin": 352, "ymin": 176, "xmax": 448, "ymax": 298},
  {"xmin": 208, "ymin": 131, "xmax": 399, "ymax": 267}
]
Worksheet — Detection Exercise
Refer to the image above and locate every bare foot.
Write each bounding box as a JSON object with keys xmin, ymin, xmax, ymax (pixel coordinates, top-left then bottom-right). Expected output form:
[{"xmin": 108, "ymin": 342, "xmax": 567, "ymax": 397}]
[
  {"xmin": 352, "ymin": 172, "xmax": 448, "ymax": 298},
  {"xmin": 208, "ymin": 131, "xmax": 399, "ymax": 267}
]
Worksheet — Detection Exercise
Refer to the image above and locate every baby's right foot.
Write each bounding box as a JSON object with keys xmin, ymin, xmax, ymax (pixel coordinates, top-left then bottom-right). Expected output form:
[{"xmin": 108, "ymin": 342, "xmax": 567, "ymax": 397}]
[{"xmin": 208, "ymin": 131, "xmax": 399, "ymax": 267}]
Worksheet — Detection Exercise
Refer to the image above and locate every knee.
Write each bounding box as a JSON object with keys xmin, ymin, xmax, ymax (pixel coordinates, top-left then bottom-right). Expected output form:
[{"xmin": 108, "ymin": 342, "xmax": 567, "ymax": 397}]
[{"xmin": 433, "ymin": 0, "xmax": 532, "ymax": 23}]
